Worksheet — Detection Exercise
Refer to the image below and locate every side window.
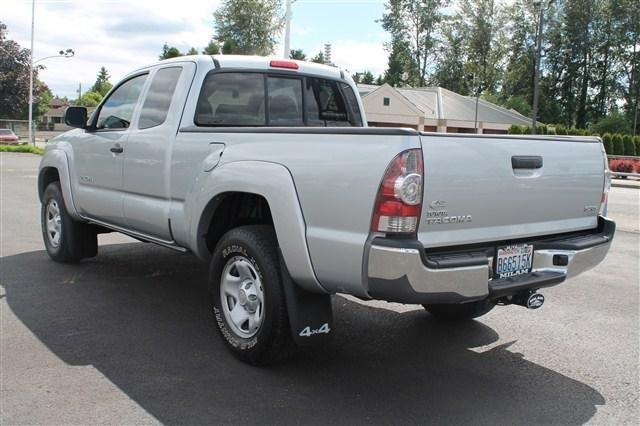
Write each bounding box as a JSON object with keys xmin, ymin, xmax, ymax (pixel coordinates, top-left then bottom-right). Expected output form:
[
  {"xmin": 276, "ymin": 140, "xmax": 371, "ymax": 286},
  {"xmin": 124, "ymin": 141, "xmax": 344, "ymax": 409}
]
[
  {"xmin": 340, "ymin": 83, "xmax": 363, "ymax": 126},
  {"xmin": 95, "ymin": 74, "xmax": 147, "ymax": 130},
  {"xmin": 138, "ymin": 67, "xmax": 183, "ymax": 129},
  {"xmin": 196, "ymin": 73, "xmax": 266, "ymax": 126},
  {"xmin": 267, "ymin": 77, "xmax": 303, "ymax": 125},
  {"xmin": 305, "ymin": 78, "xmax": 361, "ymax": 127}
]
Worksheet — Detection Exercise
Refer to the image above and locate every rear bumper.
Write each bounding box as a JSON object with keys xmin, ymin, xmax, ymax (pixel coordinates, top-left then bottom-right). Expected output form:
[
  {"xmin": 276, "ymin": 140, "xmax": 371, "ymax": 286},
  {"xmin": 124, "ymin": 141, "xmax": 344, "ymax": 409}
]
[{"xmin": 366, "ymin": 216, "xmax": 615, "ymax": 304}]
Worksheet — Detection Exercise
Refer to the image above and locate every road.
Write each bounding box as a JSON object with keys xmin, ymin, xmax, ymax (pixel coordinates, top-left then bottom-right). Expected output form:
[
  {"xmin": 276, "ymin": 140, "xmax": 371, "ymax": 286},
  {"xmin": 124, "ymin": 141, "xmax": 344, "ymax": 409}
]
[{"xmin": 1, "ymin": 153, "xmax": 638, "ymax": 425}]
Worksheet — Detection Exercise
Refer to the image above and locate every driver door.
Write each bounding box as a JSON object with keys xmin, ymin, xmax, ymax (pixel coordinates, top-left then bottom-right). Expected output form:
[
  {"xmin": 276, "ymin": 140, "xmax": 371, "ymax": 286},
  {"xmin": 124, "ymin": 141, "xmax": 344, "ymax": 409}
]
[{"xmin": 72, "ymin": 73, "xmax": 148, "ymax": 226}]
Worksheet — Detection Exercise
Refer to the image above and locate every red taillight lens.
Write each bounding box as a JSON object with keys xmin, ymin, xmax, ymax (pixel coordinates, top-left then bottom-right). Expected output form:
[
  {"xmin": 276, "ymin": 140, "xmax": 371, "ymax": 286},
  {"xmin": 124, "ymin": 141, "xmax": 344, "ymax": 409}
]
[
  {"xmin": 269, "ymin": 60, "xmax": 299, "ymax": 70},
  {"xmin": 371, "ymin": 149, "xmax": 423, "ymax": 233}
]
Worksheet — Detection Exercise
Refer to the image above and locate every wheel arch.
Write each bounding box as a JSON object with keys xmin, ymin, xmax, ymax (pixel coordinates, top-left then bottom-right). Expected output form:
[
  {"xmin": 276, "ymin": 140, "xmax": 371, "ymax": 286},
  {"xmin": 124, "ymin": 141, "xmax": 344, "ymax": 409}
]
[
  {"xmin": 38, "ymin": 149, "xmax": 81, "ymax": 220},
  {"xmin": 190, "ymin": 161, "xmax": 326, "ymax": 294}
]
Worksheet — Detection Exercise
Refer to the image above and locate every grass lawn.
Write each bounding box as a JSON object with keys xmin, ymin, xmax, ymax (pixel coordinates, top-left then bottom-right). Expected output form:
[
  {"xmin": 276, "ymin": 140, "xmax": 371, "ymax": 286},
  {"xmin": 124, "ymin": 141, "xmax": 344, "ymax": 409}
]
[{"xmin": 0, "ymin": 144, "xmax": 44, "ymax": 155}]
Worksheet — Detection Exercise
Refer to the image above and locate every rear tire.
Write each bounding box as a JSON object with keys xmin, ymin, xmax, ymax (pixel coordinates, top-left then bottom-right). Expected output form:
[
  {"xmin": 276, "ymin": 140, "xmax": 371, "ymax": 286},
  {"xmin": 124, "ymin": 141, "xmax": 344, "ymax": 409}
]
[
  {"xmin": 423, "ymin": 299, "xmax": 495, "ymax": 321},
  {"xmin": 209, "ymin": 225, "xmax": 296, "ymax": 365},
  {"xmin": 41, "ymin": 182, "xmax": 97, "ymax": 263}
]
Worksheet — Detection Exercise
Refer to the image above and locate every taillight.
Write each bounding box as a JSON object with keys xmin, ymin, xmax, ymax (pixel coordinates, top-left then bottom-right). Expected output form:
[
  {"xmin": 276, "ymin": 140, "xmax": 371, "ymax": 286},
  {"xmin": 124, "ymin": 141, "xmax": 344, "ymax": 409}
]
[{"xmin": 371, "ymin": 149, "xmax": 423, "ymax": 233}]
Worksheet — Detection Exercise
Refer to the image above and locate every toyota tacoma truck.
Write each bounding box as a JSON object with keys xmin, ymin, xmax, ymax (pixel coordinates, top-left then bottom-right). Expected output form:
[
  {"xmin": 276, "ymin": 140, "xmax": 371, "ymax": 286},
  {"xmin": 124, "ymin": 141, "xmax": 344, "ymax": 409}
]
[{"xmin": 39, "ymin": 55, "xmax": 615, "ymax": 365}]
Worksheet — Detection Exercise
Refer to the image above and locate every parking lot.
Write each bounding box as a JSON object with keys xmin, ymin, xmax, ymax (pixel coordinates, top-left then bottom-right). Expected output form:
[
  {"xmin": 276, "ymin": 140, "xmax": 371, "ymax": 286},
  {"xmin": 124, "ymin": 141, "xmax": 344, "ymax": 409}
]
[{"xmin": 1, "ymin": 152, "xmax": 638, "ymax": 424}]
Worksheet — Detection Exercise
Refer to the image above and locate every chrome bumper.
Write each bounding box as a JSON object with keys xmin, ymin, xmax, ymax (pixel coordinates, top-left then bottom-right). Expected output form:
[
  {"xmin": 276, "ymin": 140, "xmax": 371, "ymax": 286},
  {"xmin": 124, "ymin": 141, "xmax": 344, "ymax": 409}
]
[{"xmin": 366, "ymin": 217, "xmax": 614, "ymax": 304}]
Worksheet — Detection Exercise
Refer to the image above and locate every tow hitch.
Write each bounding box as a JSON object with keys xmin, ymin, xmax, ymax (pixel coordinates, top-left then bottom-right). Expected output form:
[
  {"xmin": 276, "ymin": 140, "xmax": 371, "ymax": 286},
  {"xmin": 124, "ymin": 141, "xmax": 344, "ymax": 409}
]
[{"xmin": 498, "ymin": 291, "xmax": 545, "ymax": 309}]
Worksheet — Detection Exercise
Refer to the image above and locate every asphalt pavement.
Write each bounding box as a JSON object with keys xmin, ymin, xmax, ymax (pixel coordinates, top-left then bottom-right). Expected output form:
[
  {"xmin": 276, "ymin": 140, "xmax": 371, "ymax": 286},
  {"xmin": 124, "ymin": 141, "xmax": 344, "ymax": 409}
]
[{"xmin": 1, "ymin": 153, "xmax": 638, "ymax": 425}]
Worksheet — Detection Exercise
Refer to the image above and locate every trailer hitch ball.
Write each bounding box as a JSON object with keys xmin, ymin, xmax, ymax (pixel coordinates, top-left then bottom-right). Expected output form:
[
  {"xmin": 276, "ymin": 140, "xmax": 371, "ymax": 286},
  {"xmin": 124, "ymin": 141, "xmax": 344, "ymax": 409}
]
[{"xmin": 512, "ymin": 291, "xmax": 545, "ymax": 309}]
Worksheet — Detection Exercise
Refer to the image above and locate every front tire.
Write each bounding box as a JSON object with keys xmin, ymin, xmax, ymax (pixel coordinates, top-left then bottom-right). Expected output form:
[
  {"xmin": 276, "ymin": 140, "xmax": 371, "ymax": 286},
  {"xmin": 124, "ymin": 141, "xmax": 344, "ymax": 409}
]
[
  {"xmin": 423, "ymin": 299, "xmax": 495, "ymax": 321},
  {"xmin": 41, "ymin": 182, "xmax": 97, "ymax": 263},
  {"xmin": 209, "ymin": 225, "xmax": 296, "ymax": 365}
]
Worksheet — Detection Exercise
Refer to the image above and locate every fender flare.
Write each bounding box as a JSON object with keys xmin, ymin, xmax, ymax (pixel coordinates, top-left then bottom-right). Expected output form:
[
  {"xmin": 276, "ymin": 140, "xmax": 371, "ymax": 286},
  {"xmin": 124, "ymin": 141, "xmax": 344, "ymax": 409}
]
[
  {"xmin": 38, "ymin": 148, "xmax": 82, "ymax": 220},
  {"xmin": 189, "ymin": 161, "xmax": 327, "ymax": 294}
]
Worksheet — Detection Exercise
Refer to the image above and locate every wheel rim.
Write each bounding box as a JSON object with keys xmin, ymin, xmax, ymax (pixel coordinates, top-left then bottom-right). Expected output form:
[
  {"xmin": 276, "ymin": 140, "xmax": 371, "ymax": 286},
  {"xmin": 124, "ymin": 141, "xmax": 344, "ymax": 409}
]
[
  {"xmin": 45, "ymin": 199, "xmax": 62, "ymax": 248},
  {"xmin": 220, "ymin": 256, "xmax": 265, "ymax": 338}
]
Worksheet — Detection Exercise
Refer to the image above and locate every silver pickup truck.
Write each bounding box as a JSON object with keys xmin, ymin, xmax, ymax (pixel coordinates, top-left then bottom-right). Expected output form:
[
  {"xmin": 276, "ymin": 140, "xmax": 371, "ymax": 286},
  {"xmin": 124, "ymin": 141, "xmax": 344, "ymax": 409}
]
[{"xmin": 39, "ymin": 55, "xmax": 615, "ymax": 365}]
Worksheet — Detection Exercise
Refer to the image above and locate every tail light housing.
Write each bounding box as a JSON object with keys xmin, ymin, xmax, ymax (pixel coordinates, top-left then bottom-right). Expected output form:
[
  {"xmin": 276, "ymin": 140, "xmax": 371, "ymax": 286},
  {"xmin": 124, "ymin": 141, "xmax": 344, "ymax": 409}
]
[{"xmin": 371, "ymin": 149, "xmax": 423, "ymax": 234}]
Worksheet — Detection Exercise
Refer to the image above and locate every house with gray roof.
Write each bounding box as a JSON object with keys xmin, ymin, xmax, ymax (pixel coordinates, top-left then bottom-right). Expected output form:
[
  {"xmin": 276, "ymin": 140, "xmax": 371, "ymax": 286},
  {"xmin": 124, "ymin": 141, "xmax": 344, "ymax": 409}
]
[{"xmin": 360, "ymin": 84, "xmax": 532, "ymax": 134}]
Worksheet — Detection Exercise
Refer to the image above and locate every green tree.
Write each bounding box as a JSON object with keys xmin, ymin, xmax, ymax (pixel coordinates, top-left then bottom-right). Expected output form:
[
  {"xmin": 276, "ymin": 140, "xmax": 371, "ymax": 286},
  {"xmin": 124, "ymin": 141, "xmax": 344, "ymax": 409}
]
[
  {"xmin": 590, "ymin": 111, "xmax": 631, "ymax": 135},
  {"xmin": 77, "ymin": 91, "xmax": 102, "ymax": 107},
  {"xmin": 213, "ymin": 0, "xmax": 283, "ymax": 55},
  {"xmin": 90, "ymin": 67, "xmax": 112, "ymax": 97},
  {"xmin": 289, "ymin": 49, "xmax": 306, "ymax": 60},
  {"xmin": 353, "ymin": 70, "xmax": 375, "ymax": 84},
  {"xmin": 634, "ymin": 135, "xmax": 640, "ymax": 156},
  {"xmin": 383, "ymin": 36, "xmax": 411, "ymax": 86},
  {"xmin": 0, "ymin": 21, "xmax": 30, "ymax": 119},
  {"xmin": 186, "ymin": 47, "xmax": 199, "ymax": 55},
  {"xmin": 433, "ymin": 16, "xmax": 469, "ymax": 94},
  {"xmin": 380, "ymin": 0, "xmax": 447, "ymax": 86},
  {"xmin": 159, "ymin": 43, "xmax": 182, "ymax": 59},
  {"xmin": 612, "ymin": 133, "xmax": 625, "ymax": 155},
  {"xmin": 457, "ymin": 0, "xmax": 507, "ymax": 95},
  {"xmin": 310, "ymin": 51, "xmax": 326, "ymax": 64},
  {"xmin": 202, "ymin": 40, "xmax": 221, "ymax": 55}
]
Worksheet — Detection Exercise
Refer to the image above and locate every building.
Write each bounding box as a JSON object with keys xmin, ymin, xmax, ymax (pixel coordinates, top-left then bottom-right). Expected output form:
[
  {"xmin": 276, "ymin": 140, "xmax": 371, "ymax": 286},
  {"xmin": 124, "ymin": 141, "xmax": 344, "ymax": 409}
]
[
  {"xmin": 360, "ymin": 84, "xmax": 532, "ymax": 134},
  {"xmin": 41, "ymin": 98, "xmax": 95, "ymax": 131}
]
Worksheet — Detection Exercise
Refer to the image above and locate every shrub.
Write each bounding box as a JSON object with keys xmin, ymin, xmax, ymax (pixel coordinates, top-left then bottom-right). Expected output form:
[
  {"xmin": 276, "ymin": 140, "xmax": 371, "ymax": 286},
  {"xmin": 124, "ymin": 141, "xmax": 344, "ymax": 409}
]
[
  {"xmin": 635, "ymin": 135, "xmax": 640, "ymax": 156},
  {"xmin": 508, "ymin": 125, "xmax": 523, "ymax": 134},
  {"xmin": 609, "ymin": 160, "xmax": 634, "ymax": 177},
  {"xmin": 522, "ymin": 126, "xmax": 532, "ymax": 134},
  {"xmin": 555, "ymin": 125, "xmax": 567, "ymax": 135},
  {"xmin": 602, "ymin": 133, "xmax": 614, "ymax": 154},
  {"xmin": 0, "ymin": 144, "xmax": 44, "ymax": 155},
  {"xmin": 623, "ymin": 134, "xmax": 636, "ymax": 156},
  {"xmin": 612, "ymin": 134, "xmax": 625, "ymax": 155},
  {"xmin": 547, "ymin": 127, "xmax": 556, "ymax": 135}
]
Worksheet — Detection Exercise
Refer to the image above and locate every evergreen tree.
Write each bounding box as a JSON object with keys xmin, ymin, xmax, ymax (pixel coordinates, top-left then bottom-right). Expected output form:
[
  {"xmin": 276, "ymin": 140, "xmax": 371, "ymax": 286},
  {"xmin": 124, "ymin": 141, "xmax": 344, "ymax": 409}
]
[{"xmin": 90, "ymin": 67, "xmax": 112, "ymax": 97}]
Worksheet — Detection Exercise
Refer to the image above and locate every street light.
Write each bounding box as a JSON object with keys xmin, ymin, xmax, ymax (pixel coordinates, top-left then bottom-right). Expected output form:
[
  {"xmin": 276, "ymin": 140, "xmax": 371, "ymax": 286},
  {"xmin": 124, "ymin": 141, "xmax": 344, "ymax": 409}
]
[
  {"xmin": 27, "ymin": 0, "xmax": 74, "ymax": 145},
  {"xmin": 531, "ymin": 0, "xmax": 554, "ymax": 134}
]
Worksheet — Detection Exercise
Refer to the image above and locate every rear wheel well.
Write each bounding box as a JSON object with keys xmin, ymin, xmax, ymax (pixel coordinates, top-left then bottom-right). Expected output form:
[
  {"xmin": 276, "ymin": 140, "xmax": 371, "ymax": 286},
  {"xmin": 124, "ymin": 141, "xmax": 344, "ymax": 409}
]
[
  {"xmin": 39, "ymin": 167, "xmax": 60, "ymax": 200},
  {"xmin": 204, "ymin": 193, "xmax": 274, "ymax": 253}
]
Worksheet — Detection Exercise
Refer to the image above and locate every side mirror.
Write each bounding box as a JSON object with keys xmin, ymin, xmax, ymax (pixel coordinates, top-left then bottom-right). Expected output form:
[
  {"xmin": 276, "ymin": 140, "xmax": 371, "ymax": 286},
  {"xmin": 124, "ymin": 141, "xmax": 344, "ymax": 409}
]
[{"xmin": 64, "ymin": 106, "xmax": 88, "ymax": 128}]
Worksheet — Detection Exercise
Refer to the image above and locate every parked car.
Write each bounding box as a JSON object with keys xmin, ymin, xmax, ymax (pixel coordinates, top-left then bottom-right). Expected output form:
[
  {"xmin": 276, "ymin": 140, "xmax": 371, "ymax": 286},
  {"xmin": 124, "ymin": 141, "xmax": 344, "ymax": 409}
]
[
  {"xmin": 0, "ymin": 128, "xmax": 20, "ymax": 144},
  {"xmin": 38, "ymin": 55, "xmax": 615, "ymax": 365}
]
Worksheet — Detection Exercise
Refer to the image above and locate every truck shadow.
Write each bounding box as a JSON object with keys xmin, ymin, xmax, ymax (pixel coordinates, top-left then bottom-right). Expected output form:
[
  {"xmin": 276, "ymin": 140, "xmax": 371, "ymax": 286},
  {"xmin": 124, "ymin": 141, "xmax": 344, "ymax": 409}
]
[{"xmin": 2, "ymin": 243, "xmax": 604, "ymax": 425}]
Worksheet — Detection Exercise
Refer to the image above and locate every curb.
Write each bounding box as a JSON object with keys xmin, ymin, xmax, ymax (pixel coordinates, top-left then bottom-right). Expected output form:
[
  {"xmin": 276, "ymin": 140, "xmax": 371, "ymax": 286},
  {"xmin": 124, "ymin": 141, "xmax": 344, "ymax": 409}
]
[{"xmin": 611, "ymin": 181, "xmax": 640, "ymax": 189}]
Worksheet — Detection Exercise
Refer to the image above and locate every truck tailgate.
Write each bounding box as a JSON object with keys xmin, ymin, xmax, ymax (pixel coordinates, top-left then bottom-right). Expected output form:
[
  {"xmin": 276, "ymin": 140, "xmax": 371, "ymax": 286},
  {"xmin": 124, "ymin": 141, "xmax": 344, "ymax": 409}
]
[{"xmin": 418, "ymin": 134, "xmax": 606, "ymax": 248}]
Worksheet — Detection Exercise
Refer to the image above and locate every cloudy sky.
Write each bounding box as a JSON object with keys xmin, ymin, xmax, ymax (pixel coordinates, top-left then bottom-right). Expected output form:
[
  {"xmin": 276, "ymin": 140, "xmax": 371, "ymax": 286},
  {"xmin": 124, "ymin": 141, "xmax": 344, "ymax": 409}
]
[{"xmin": 3, "ymin": 0, "xmax": 389, "ymax": 98}]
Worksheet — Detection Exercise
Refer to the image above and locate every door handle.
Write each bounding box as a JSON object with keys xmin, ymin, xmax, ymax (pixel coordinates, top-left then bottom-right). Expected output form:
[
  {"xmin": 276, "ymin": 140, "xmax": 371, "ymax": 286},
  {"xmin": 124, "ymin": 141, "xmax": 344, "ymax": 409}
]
[
  {"xmin": 110, "ymin": 145, "xmax": 124, "ymax": 154},
  {"xmin": 512, "ymin": 156, "xmax": 542, "ymax": 169}
]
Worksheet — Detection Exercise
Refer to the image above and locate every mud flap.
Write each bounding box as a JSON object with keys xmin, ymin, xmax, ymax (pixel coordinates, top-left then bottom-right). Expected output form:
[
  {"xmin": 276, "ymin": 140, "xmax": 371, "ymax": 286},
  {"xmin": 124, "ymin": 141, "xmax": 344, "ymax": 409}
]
[{"xmin": 279, "ymin": 251, "xmax": 333, "ymax": 346}]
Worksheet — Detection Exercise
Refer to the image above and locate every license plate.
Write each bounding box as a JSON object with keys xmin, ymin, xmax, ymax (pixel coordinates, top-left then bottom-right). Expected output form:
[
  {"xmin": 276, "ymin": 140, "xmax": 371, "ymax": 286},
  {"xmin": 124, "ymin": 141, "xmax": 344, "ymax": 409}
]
[{"xmin": 495, "ymin": 244, "xmax": 534, "ymax": 279}]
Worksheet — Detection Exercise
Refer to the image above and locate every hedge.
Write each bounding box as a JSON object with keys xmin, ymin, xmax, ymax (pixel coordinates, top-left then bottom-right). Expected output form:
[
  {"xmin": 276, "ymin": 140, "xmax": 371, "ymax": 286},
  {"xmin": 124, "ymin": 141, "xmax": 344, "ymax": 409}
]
[
  {"xmin": 623, "ymin": 135, "xmax": 636, "ymax": 156},
  {"xmin": 612, "ymin": 134, "xmax": 624, "ymax": 155}
]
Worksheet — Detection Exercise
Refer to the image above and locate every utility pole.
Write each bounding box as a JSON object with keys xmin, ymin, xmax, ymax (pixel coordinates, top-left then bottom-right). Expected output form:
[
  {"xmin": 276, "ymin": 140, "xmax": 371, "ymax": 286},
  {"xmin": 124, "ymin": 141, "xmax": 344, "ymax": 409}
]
[
  {"xmin": 283, "ymin": 0, "xmax": 292, "ymax": 59},
  {"xmin": 531, "ymin": 0, "xmax": 545, "ymax": 135},
  {"xmin": 28, "ymin": 0, "xmax": 35, "ymax": 145}
]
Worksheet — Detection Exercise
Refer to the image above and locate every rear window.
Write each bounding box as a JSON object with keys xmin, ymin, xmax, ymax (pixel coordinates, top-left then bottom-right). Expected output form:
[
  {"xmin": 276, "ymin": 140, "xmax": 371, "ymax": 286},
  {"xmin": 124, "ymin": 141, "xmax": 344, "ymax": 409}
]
[
  {"xmin": 138, "ymin": 67, "xmax": 182, "ymax": 129},
  {"xmin": 0, "ymin": 129, "xmax": 12, "ymax": 135},
  {"xmin": 195, "ymin": 72, "xmax": 362, "ymax": 127}
]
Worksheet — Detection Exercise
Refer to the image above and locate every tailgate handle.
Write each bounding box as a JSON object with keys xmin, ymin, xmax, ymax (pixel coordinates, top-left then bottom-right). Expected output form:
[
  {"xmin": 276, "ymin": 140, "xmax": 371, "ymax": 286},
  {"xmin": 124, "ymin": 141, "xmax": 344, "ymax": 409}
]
[{"xmin": 512, "ymin": 156, "xmax": 542, "ymax": 169}]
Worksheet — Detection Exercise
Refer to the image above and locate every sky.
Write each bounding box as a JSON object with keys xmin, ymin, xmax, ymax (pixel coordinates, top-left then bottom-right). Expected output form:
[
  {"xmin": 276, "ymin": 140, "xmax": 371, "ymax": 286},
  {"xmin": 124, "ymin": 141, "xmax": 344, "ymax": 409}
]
[{"xmin": 2, "ymin": 0, "xmax": 389, "ymax": 99}]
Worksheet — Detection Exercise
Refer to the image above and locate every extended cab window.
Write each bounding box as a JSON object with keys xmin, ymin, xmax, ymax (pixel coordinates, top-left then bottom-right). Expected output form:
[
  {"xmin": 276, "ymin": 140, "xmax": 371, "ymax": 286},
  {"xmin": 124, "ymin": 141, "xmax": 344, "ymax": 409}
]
[
  {"xmin": 196, "ymin": 73, "xmax": 266, "ymax": 126},
  {"xmin": 95, "ymin": 74, "xmax": 147, "ymax": 130},
  {"xmin": 138, "ymin": 67, "xmax": 182, "ymax": 129}
]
